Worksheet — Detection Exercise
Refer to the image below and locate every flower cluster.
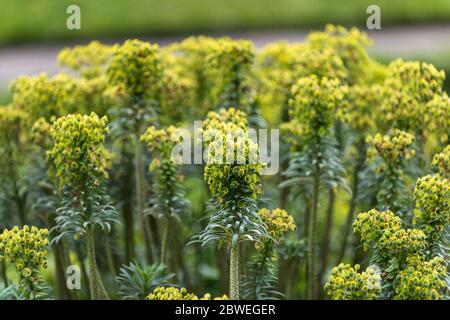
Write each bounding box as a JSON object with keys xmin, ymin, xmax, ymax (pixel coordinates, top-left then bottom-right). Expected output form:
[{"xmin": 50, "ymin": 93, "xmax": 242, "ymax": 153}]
[
  {"xmin": 366, "ymin": 129, "xmax": 415, "ymax": 164},
  {"xmin": 338, "ymin": 84, "xmax": 381, "ymax": 131},
  {"xmin": 205, "ymin": 37, "xmax": 254, "ymax": 109},
  {"xmin": 257, "ymin": 208, "xmax": 296, "ymax": 240},
  {"xmin": 394, "ymin": 255, "xmax": 446, "ymax": 300},
  {"xmin": 432, "ymin": 145, "xmax": 450, "ymax": 177},
  {"xmin": 0, "ymin": 226, "xmax": 49, "ymax": 278},
  {"xmin": 10, "ymin": 73, "xmax": 79, "ymax": 122},
  {"xmin": 307, "ymin": 24, "xmax": 372, "ymax": 84},
  {"xmin": 414, "ymin": 174, "xmax": 450, "ymax": 239},
  {"xmin": 380, "ymin": 59, "xmax": 445, "ymax": 131},
  {"xmin": 47, "ymin": 113, "xmax": 110, "ymax": 188},
  {"xmin": 378, "ymin": 228, "xmax": 427, "ymax": 255},
  {"xmin": 353, "ymin": 209, "xmax": 401, "ymax": 250},
  {"xmin": 107, "ymin": 39, "xmax": 162, "ymax": 99},
  {"xmin": 141, "ymin": 125, "xmax": 180, "ymax": 160},
  {"xmin": 426, "ymin": 94, "xmax": 450, "ymax": 143},
  {"xmin": 147, "ymin": 287, "xmax": 228, "ymax": 300},
  {"xmin": 289, "ymin": 75, "xmax": 347, "ymax": 137},
  {"xmin": 324, "ymin": 263, "xmax": 381, "ymax": 300},
  {"xmin": 0, "ymin": 105, "xmax": 28, "ymax": 143},
  {"xmin": 58, "ymin": 41, "xmax": 113, "ymax": 79}
]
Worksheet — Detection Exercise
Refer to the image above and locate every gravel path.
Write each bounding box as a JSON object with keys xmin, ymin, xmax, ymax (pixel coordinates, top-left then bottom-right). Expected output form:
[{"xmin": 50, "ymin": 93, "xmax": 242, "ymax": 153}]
[{"xmin": 1, "ymin": 24, "xmax": 450, "ymax": 88}]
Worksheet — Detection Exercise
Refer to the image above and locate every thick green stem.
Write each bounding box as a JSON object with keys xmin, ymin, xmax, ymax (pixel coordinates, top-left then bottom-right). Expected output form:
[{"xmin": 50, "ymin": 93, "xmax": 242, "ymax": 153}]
[
  {"xmin": 307, "ymin": 165, "xmax": 320, "ymax": 300},
  {"xmin": 86, "ymin": 227, "xmax": 109, "ymax": 300},
  {"xmin": 134, "ymin": 138, "xmax": 154, "ymax": 263},
  {"xmin": 160, "ymin": 218, "xmax": 169, "ymax": 265},
  {"xmin": 0, "ymin": 260, "xmax": 8, "ymax": 286},
  {"xmin": 319, "ymin": 189, "xmax": 335, "ymax": 288},
  {"xmin": 229, "ymin": 244, "xmax": 240, "ymax": 300}
]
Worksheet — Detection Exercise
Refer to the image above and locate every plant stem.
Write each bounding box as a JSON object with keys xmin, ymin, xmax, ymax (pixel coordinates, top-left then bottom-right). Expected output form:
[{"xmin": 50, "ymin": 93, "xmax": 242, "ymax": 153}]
[
  {"xmin": 229, "ymin": 244, "xmax": 240, "ymax": 300},
  {"xmin": 0, "ymin": 260, "xmax": 8, "ymax": 286},
  {"xmin": 134, "ymin": 137, "xmax": 154, "ymax": 263},
  {"xmin": 86, "ymin": 227, "xmax": 109, "ymax": 300},
  {"xmin": 336, "ymin": 161, "xmax": 363, "ymax": 264},
  {"xmin": 160, "ymin": 218, "xmax": 169, "ymax": 265},
  {"xmin": 319, "ymin": 188, "xmax": 335, "ymax": 288},
  {"xmin": 307, "ymin": 160, "xmax": 320, "ymax": 300}
]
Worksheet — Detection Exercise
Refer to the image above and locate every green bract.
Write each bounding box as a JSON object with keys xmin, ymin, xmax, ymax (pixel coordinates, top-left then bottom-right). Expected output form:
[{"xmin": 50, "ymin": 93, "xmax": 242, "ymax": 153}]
[
  {"xmin": 107, "ymin": 39, "xmax": 162, "ymax": 100},
  {"xmin": 47, "ymin": 113, "xmax": 110, "ymax": 188},
  {"xmin": 289, "ymin": 75, "xmax": 346, "ymax": 137},
  {"xmin": 394, "ymin": 255, "xmax": 446, "ymax": 300},
  {"xmin": 324, "ymin": 263, "xmax": 381, "ymax": 300}
]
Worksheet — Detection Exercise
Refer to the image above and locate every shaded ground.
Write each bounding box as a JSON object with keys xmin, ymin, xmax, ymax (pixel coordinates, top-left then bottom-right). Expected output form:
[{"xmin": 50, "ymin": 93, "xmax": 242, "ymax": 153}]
[{"xmin": 1, "ymin": 24, "xmax": 450, "ymax": 88}]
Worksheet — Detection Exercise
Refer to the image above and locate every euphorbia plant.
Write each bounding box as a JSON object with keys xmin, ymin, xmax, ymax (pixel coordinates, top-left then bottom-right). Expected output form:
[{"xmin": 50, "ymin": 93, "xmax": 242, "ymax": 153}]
[
  {"xmin": 0, "ymin": 225, "xmax": 50, "ymax": 299},
  {"xmin": 141, "ymin": 126, "xmax": 189, "ymax": 265},
  {"xmin": 283, "ymin": 75, "xmax": 348, "ymax": 299},
  {"xmin": 242, "ymin": 208, "xmax": 296, "ymax": 300},
  {"xmin": 107, "ymin": 39, "xmax": 163, "ymax": 262},
  {"xmin": 196, "ymin": 108, "xmax": 268, "ymax": 300},
  {"xmin": 365, "ymin": 129, "xmax": 416, "ymax": 215},
  {"xmin": 48, "ymin": 113, "xmax": 118, "ymax": 300}
]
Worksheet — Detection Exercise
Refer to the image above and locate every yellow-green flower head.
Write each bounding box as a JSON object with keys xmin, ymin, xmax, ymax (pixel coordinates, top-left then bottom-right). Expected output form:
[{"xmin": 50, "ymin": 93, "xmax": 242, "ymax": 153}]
[
  {"xmin": 307, "ymin": 24, "xmax": 372, "ymax": 84},
  {"xmin": 10, "ymin": 73, "xmax": 79, "ymax": 122},
  {"xmin": 339, "ymin": 84, "xmax": 382, "ymax": 131},
  {"xmin": 47, "ymin": 113, "xmax": 110, "ymax": 188},
  {"xmin": 432, "ymin": 145, "xmax": 450, "ymax": 178},
  {"xmin": 366, "ymin": 129, "xmax": 415, "ymax": 164},
  {"xmin": 206, "ymin": 37, "xmax": 254, "ymax": 71},
  {"xmin": 380, "ymin": 59, "xmax": 445, "ymax": 131},
  {"xmin": 147, "ymin": 287, "xmax": 199, "ymax": 300},
  {"xmin": 202, "ymin": 108, "xmax": 264, "ymax": 202},
  {"xmin": 289, "ymin": 75, "xmax": 347, "ymax": 137},
  {"xmin": 58, "ymin": 41, "xmax": 114, "ymax": 79},
  {"xmin": 377, "ymin": 228, "xmax": 427, "ymax": 255},
  {"xmin": 257, "ymin": 208, "xmax": 296, "ymax": 241},
  {"xmin": 141, "ymin": 125, "xmax": 179, "ymax": 155},
  {"xmin": 147, "ymin": 287, "xmax": 228, "ymax": 300},
  {"xmin": 414, "ymin": 174, "xmax": 450, "ymax": 238},
  {"xmin": 0, "ymin": 105, "xmax": 28, "ymax": 144},
  {"xmin": 426, "ymin": 93, "xmax": 450, "ymax": 143},
  {"xmin": 394, "ymin": 255, "xmax": 446, "ymax": 300},
  {"xmin": 0, "ymin": 226, "xmax": 49, "ymax": 277},
  {"xmin": 30, "ymin": 117, "xmax": 52, "ymax": 148},
  {"xmin": 324, "ymin": 263, "xmax": 381, "ymax": 300},
  {"xmin": 353, "ymin": 209, "xmax": 402, "ymax": 251},
  {"xmin": 107, "ymin": 39, "xmax": 162, "ymax": 98}
]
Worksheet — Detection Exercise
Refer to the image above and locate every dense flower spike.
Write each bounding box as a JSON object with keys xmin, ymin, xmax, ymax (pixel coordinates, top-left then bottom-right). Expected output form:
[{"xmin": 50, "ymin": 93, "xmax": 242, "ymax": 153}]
[
  {"xmin": 47, "ymin": 113, "xmax": 110, "ymax": 188},
  {"xmin": 414, "ymin": 174, "xmax": 450, "ymax": 240},
  {"xmin": 394, "ymin": 255, "xmax": 446, "ymax": 300},
  {"xmin": 307, "ymin": 24, "xmax": 372, "ymax": 84},
  {"xmin": 289, "ymin": 75, "xmax": 347, "ymax": 137},
  {"xmin": 205, "ymin": 37, "xmax": 254, "ymax": 110},
  {"xmin": 353, "ymin": 209, "xmax": 402, "ymax": 251},
  {"xmin": 432, "ymin": 145, "xmax": 450, "ymax": 177},
  {"xmin": 324, "ymin": 264, "xmax": 381, "ymax": 300},
  {"xmin": 10, "ymin": 73, "xmax": 79, "ymax": 123},
  {"xmin": 58, "ymin": 41, "xmax": 114, "ymax": 79},
  {"xmin": 366, "ymin": 129, "xmax": 415, "ymax": 165},
  {"xmin": 107, "ymin": 39, "xmax": 162, "ymax": 99},
  {"xmin": 380, "ymin": 59, "xmax": 446, "ymax": 131},
  {"xmin": 257, "ymin": 208, "xmax": 296, "ymax": 241},
  {"xmin": 147, "ymin": 287, "xmax": 228, "ymax": 300},
  {"xmin": 426, "ymin": 94, "xmax": 450, "ymax": 143},
  {"xmin": 0, "ymin": 105, "xmax": 28, "ymax": 143},
  {"xmin": 0, "ymin": 225, "xmax": 49, "ymax": 276}
]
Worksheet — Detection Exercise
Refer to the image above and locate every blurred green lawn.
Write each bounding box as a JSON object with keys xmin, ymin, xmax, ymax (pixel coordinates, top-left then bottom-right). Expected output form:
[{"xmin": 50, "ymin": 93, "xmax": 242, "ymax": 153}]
[{"xmin": 1, "ymin": 0, "xmax": 450, "ymax": 46}]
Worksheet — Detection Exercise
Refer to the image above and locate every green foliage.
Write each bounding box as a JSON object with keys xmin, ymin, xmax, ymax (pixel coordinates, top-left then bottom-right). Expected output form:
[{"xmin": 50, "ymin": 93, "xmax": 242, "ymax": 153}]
[{"xmin": 116, "ymin": 262, "xmax": 174, "ymax": 300}]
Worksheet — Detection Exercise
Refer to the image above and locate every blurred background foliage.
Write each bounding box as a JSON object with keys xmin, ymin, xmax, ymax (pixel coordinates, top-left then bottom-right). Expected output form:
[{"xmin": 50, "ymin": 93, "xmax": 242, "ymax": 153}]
[{"xmin": 0, "ymin": 0, "xmax": 450, "ymax": 46}]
